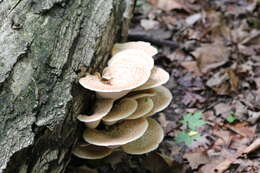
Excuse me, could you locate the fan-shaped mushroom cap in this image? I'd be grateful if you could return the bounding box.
[96,90,130,100]
[79,65,151,99]
[77,99,114,123]
[84,120,101,129]
[145,86,172,117]
[112,41,158,57]
[83,118,149,146]
[122,118,164,154]
[103,99,138,125]
[127,88,157,100]
[108,49,154,70]
[72,144,113,159]
[126,97,153,120]
[135,67,170,91]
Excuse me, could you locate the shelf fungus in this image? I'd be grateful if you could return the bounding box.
[74,41,172,159]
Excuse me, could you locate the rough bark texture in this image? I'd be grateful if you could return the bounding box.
[0,0,131,172]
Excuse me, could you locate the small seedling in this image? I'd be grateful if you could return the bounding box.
[175,111,206,146]
[226,114,237,123]
[180,111,206,131]
[175,131,201,146]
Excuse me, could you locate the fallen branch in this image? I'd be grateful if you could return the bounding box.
[128,30,180,49]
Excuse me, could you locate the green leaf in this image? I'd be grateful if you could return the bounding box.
[175,131,193,146]
[181,111,206,131]
[175,131,201,146]
[226,114,237,123]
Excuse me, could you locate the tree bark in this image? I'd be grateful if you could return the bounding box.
[0,0,133,172]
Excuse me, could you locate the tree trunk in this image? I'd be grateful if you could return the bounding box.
[0,0,133,172]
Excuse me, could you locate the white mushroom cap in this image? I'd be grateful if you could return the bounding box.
[103,99,138,125]
[112,41,158,57]
[126,88,157,100]
[108,49,154,70]
[122,118,164,154]
[72,144,113,159]
[135,67,170,91]
[145,86,172,117]
[126,97,154,120]
[79,65,151,99]
[77,99,114,123]
[83,118,149,146]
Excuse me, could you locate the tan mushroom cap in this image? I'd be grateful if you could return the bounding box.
[126,97,153,120]
[135,67,170,91]
[72,144,113,159]
[83,118,149,146]
[96,89,130,100]
[77,99,114,123]
[145,86,172,117]
[112,41,158,57]
[126,88,157,100]
[79,65,151,99]
[84,120,101,129]
[122,118,164,154]
[108,49,154,70]
[103,99,138,125]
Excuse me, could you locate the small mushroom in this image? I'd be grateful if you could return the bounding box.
[112,41,158,57]
[79,65,151,99]
[126,97,153,120]
[145,86,172,117]
[135,67,170,91]
[122,118,164,154]
[77,99,114,128]
[108,49,154,70]
[83,118,148,146]
[102,99,138,125]
[72,144,113,159]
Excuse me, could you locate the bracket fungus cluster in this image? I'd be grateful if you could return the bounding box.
[73,41,172,159]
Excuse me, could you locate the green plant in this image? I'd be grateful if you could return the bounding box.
[175,111,206,146]
[226,114,237,123]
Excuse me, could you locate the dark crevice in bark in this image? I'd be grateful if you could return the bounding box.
[4,147,31,173]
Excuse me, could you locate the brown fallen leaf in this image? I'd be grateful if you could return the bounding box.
[214,103,232,118]
[227,69,239,92]
[199,129,255,173]
[206,69,240,95]
[193,43,230,73]
[180,61,202,76]
[184,151,210,169]
[226,122,256,138]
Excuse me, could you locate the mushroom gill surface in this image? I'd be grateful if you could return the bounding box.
[103,98,138,125]
[126,97,153,120]
[72,144,113,159]
[122,118,164,154]
[83,118,149,146]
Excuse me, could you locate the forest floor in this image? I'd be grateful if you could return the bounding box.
[69,0,260,173]
[127,0,260,172]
